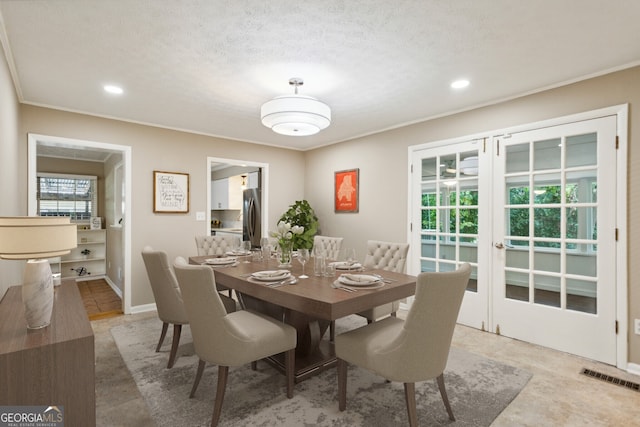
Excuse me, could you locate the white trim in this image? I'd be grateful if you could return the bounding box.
[129,303,157,314]
[28,133,133,315]
[407,104,629,369]
[104,275,123,299]
[615,104,629,370]
[627,363,640,377]
[206,157,269,240]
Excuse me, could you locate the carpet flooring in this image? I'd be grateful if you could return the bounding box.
[112,316,531,426]
[77,279,123,320]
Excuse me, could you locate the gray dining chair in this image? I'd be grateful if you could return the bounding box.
[356,240,410,322]
[173,257,297,427]
[336,263,471,426]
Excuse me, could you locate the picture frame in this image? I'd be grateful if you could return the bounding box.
[334,168,359,213]
[153,171,190,213]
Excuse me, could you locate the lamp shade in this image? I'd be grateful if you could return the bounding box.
[0,217,77,259]
[261,94,331,136]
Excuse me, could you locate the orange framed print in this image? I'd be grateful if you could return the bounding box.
[153,170,190,213]
[335,168,359,213]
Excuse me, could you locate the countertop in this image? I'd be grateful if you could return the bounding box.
[211,227,243,234]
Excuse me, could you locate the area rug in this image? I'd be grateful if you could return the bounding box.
[111,316,531,426]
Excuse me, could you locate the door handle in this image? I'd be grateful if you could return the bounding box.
[495,242,514,249]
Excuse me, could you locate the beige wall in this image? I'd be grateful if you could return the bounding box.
[304,66,640,364]
[2,35,638,364]
[0,38,22,297]
[18,106,306,309]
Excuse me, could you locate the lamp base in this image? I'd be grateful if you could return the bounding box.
[22,259,54,329]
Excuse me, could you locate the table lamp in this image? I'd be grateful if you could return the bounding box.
[0,217,77,329]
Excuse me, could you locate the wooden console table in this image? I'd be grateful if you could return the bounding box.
[0,279,96,426]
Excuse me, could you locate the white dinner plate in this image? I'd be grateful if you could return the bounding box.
[227,250,251,256]
[338,274,382,286]
[330,261,363,271]
[251,270,291,281]
[204,257,237,265]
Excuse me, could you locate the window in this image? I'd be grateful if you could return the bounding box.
[37,173,97,222]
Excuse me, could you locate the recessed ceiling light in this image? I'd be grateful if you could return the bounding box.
[103,85,123,95]
[451,79,470,89]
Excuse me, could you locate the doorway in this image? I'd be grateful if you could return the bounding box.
[27,134,133,314]
[206,157,269,241]
[409,105,628,367]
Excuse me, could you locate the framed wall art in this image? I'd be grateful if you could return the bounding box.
[335,168,359,213]
[153,170,190,213]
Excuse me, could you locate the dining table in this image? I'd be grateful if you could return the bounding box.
[189,253,417,383]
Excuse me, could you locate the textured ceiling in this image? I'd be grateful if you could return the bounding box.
[1,0,639,152]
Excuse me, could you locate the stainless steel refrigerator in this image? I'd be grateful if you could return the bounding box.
[242,188,261,248]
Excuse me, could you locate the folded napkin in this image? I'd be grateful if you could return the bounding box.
[340,274,379,283]
[253,270,288,278]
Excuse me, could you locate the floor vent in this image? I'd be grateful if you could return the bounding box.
[581,368,640,392]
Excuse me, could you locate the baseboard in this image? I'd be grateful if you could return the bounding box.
[104,276,123,299]
[129,303,157,314]
[627,363,640,376]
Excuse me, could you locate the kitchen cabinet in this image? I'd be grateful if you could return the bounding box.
[50,229,106,281]
[211,176,243,210]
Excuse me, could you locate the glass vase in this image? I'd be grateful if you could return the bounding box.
[278,239,293,268]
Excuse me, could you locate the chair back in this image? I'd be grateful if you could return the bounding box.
[172,257,247,365]
[380,263,471,381]
[195,235,241,256]
[313,235,343,260]
[141,247,189,325]
[362,240,410,273]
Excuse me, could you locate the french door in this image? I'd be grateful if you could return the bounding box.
[411,114,619,364]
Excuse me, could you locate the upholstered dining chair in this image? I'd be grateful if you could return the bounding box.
[141,247,189,368]
[195,235,241,296]
[195,235,241,256]
[173,257,297,427]
[313,235,344,260]
[356,240,410,322]
[336,263,471,427]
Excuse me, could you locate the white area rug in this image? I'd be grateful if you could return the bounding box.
[112,316,531,426]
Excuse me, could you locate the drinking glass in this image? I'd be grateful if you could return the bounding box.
[297,248,310,278]
[344,248,357,266]
[242,240,252,262]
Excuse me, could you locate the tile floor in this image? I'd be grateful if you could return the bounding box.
[92,311,640,426]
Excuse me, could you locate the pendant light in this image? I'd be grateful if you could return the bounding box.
[261,78,331,136]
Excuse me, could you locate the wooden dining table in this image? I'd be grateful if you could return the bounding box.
[189,254,417,383]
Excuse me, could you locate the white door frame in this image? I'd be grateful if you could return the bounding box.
[27,133,133,314]
[407,104,628,369]
[206,157,269,238]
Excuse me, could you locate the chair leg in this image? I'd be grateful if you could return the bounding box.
[211,365,229,427]
[251,361,257,370]
[330,320,336,342]
[167,324,182,368]
[436,373,455,421]
[285,348,295,398]
[367,318,373,324]
[190,359,206,398]
[391,311,397,317]
[156,322,168,352]
[404,382,418,427]
[337,358,348,411]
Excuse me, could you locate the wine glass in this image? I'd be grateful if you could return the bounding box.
[344,248,357,267]
[297,248,310,278]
